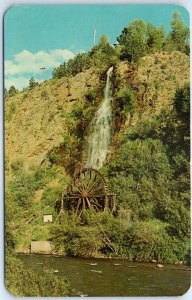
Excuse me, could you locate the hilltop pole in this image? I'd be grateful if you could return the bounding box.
[93,26,96,46]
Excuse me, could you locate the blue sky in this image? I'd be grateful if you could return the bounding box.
[4,4,189,90]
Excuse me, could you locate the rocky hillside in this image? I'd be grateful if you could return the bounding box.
[5,68,100,170]
[116,51,189,119]
[5,51,189,171]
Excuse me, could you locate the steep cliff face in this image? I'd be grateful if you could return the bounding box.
[115,51,189,120]
[5,51,189,172]
[5,68,99,170]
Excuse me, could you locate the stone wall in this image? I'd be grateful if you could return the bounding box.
[31,241,53,254]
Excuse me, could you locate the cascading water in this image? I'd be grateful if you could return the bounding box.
[86,66,113,169]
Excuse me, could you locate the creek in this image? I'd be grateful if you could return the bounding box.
[18,254,190,296]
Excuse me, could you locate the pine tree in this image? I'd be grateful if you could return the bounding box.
[165,12,189,54]
[29,77,38,90]
[8,86,18,97]
[117,20,147,62]
[146,23,165,53]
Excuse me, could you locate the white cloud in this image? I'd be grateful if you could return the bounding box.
[5,75,31,91]
[5,48,75,90]
[5,49,75,76]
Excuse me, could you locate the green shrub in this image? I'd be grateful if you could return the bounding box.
[115,87,136,120]
[41,186,62,206]
[6,171,37,208]
[5,254,74,296]
[124,220,188,263]
[85,88,97,104]
[41,90,48,99]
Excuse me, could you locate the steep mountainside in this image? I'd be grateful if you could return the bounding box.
[5,51,189,172]
[5,68,99,170]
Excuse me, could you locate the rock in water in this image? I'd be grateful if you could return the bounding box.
[156,264,164,268]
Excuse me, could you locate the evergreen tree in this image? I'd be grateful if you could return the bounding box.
[146,23,165,53]
[165,12,189,54]
[52,62,68,79]
[117,20,147,62]
[8,85,18,97]
[4,88,8,98]
[29,77,38,90]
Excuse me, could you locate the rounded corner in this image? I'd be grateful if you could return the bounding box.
[4,281,19,298]
[172,4,190,19]
[3,5,20,23]
[180,282,192,297]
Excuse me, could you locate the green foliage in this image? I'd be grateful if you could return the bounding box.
[6,171,37,208]
[108,139,171,179]
[4,87,8,98]
[41,186,62,206]
[52,12,189,79]
[125,220,189,263]
[5,101,17,121]
[174,85,190,124]
[6,165,61,209]
[66,104,97,139]
[53,34,118,79]
[41,89,48,99]
[51,215,103,257]
[117,20,147,62]
[146,23,165,53]
[8,85,18,97]
[115,87,136,119]
[165,12,190,54]
[117,12,189,63]
[5,254,73,296]
[52,62,68,78]
[29,77,39,90]
[85,88,97,104]
[51,209,190,263]
[52,53,92,78]
[89,34,118,69]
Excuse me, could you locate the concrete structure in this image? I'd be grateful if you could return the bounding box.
[31,241,53,254]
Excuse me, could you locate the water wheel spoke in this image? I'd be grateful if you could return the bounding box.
[75,198,82,214]
[82,197,86,210]
[87,177,103,193]
[86,197,91,208]
[91,198,103,209]
[67,184,73,195]
[89,186,104,196]
[74,178,85,193]
[78,208,83,218]
[86,172,98,190]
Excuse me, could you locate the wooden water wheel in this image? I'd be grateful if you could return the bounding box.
[65,168,116,215]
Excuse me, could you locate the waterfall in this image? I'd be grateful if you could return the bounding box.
[86,66,113,169]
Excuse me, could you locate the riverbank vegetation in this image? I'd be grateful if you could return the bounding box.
[5,11,190,295]
[6,254,74,297]
[49,85,190,264]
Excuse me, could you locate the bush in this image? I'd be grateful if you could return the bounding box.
[5,254,74,296]
[41,186,62,206]
[6,172,37,208]
[124,220,189,263]
[115,87,136,120]
[51,219,103,258]
[85,88,97,104]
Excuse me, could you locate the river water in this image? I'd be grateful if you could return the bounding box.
[18,254,190,296]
